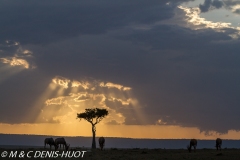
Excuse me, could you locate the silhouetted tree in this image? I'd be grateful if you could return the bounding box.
[77,108,108,149]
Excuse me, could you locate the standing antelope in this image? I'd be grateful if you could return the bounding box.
[98,137,105,150]
[215,138,222,151]
[187,139,197,152]
[44,138,58,150]
[55,138,70,151]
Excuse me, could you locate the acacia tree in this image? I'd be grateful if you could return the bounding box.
[77,108,108,149]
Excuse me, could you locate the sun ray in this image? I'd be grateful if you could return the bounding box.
[129,98,148,125]
[29,76,149,137]
[56,87,65,96]
[0,65,24,84]
[25,81,58,123]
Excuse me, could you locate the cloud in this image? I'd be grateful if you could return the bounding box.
[106,120,122,125]
[22,50,33,56]
[8,26,239,133]
[0,0,190,45]
[52,76,132,92]
[199,0,212,12]
[45,96,65,106]
[100,82,131,91]
[177,6,240,39]
[0,57,30,69]
[179,6,230,28]
[35,76,140,125]
[199,0,223,13]
[104,6,240,133]
[72,80,90,89]
[212,0,223,8]
[0,40,36,69]
[156,119,167,125]
[72,93,90,102]
[230,4,240,14]
[198,0,240,15]
[107,97,131,106]
[1,0,240,135]
[222,1,240,13]
[52,76,71,89]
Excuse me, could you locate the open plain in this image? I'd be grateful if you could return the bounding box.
[0,147,240,160]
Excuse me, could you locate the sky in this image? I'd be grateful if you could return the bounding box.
[0,0,240,139]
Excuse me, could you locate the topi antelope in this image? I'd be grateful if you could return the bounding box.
[55,138,70,151]
[187,139,197,152]
[44,138,58,150]
[98,137,105,150]
[215,138,222,151]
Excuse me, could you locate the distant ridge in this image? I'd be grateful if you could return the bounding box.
[0,134,240,149]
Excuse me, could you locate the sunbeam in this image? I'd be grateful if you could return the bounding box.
[32,76,147,137]
[28,82,58,123]
[0,64,25,84]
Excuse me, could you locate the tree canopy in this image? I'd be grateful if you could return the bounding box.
[76,108,108,149]
[77,108,108,125]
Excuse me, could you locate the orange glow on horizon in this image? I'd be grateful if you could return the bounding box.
[32,76,145,128]
[1,123,240,140]
[14,76,240,140]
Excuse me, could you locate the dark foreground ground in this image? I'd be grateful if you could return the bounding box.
[0,147,240,160]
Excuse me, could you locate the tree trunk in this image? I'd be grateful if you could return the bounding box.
[91,124,96,149]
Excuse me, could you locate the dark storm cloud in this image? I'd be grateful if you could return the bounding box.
[233,9,240,14]
[212,0,223,8]
[221,1,240,15]
[115,25,232,51]
[0,0,182,124]
[28,25,240,133]
[103,12,240,129]
[0,69,52,123]
[224,0,240,6]
[199,0,213,12]
[199,0,240,15]
[1,0,240,134]
[115,25,240,133]
[0,0,187,45]
[199,0,223,12]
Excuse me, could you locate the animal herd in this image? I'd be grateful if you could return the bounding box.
[44,137,222,152]
[44,136,105,151]
[44,137,70,151]
[187,138,222,152]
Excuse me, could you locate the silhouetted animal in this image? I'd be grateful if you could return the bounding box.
[55,138,70,151]
[44,138,58,150]
[215,138,222,151]
[98,137,105,150]
[187,139,197,152]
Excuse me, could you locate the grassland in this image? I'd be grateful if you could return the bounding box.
[1,147,240,160]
